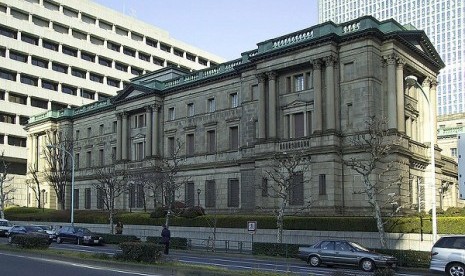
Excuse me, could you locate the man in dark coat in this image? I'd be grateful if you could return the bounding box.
[161,224,171,254]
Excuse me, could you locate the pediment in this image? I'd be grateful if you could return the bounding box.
[132,133,145,140]
[283,100,310,109]
[112,84,154,103]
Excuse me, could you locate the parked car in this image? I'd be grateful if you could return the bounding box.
[7,225,52,244]
[33,225,57,241]
[298,239,398,272]
[56,226,104,245]
[0,219,13,237]
[430,235,465,276]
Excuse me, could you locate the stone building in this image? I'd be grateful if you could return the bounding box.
[25,16,460,215]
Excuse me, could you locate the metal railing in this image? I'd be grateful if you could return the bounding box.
[187,237,252,254]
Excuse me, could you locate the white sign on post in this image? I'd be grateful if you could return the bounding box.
[247,221,257,234]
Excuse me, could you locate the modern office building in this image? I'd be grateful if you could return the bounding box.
[25,16,460,214]
[0,0,224,206]
[319,0,465,117]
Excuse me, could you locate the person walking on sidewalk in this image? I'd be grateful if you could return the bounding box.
[161,224,171,255]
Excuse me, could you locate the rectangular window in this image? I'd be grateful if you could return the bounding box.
[290,172,304,205]
[106,77,119,88]
[81,51,95,62]
[73,189,79,209]
[207,130,216,154]
[21,33,39,45]
[71,68,86,78]
[228,179,240,207]
[131,67,143,76]
[20,74,38,86]
[230,126,239,150]
[294,112,305,138]
[0,47,5,57]
[0,69,16,81]
[62,85,77,95]
[86,151,92,167]
[112,121,117,133]
[186,134,195,156]
[230,93,238,108]
[115,62,127,72]
[30,98,47,109]
[168,137,175,156]
[139,52,150,62]
[319,174,326,195]
[42,80,58,91]
[31,56,48,68]
[9,51,28,62]
[90,73,103,83]
[98,56,112,67]
[107,41,120,52]
[295,74,304,91]
[62,45,77,57]
[84,188,91,209]
[87,127,91,138]
[0,112,15,124]
[185,182,195,207]
[207,98,216,112]
[168,107,175,120]
[96,188,104,209]
[8,136,26,147]
[75,130,80,140]
[205,180,216,208]
[42,40,58,51]
[187,103,194,117]
[135,142,144,161]
[99,124,104,135]
[99,149,104,166]
[146,37,157,48]
[75,153,80,169]
[52,62,67,73]
[123,47,136,57]
[9,93,27,105]
[0,26,17,39]
[261,178,268,197]
[451,148,458,157]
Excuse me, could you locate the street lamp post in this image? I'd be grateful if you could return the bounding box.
[47,144,75,226]
[197,188,201,207]
[405,75,437,243]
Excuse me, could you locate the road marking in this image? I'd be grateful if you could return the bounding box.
[0,252,162,276]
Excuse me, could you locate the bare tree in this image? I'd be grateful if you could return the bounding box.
[93,163,129,234]
[0,151,15,219]
[152,138,188,227]
[26,164,44,208]
[128,172,152,212]
[263,151,312,243]
[342,116,403,248]
[43,132,74,210]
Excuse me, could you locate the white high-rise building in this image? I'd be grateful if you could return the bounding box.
[319,0,464,117]
[0,0,224,206]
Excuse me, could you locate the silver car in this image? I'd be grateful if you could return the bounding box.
[298,239,398,272]
[430,235,465,276]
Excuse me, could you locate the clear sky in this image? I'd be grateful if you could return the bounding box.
[92,0,319,61]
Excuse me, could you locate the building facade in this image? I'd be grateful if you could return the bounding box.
[0,0,224,207]
[319,0,465,117]
[26,16,460,215]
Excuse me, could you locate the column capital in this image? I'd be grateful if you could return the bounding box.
[323,55,338,66]
[255,73,266,83]
[151,103,162,111]
[383,53,398,65]
[145,105,152,112]
[422,77,432,87]
[312,59,323,70]
[430,79,438,88]
[266,71,277,80]
[396,58,406,67]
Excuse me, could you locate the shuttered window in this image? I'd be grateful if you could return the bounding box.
[294,112,305,138]
[205,180,216,208]
[96,188,104,209]
[319,174,326,195]
[185,182,195,207]
[186,134,195,156]
[207,130,216,153]
[73,188,79,209]
[228,179,240,207]
[84,188,91,209]
[230,126,239,150]
[290,172,304,205]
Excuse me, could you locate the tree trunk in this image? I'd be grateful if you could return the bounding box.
[276,199,286,243]
[365,177,387,248]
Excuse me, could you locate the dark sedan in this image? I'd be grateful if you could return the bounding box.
[298,240,398,272]
[56,226,104,245]
[7,225,52,244]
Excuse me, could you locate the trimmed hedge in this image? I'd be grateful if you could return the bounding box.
[10,235,50,249]
[115,242,162,263]
[6,207,465,235]
[146,236,189,249]
[374,249,431,268]
[252,242,300,258]
[97,233,140,244]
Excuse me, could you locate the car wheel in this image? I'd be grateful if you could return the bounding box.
[360,259,375,272]
[57,237,62,244]
[308,255,322,267]
[447,262,465,276]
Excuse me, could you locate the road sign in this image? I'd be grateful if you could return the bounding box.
[247,221,257,234]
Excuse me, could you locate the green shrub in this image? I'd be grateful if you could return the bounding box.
[180,206,205,218]
[10,235,50,249]
[146,236,189,249]
[373,249,430,268]
[115,242,162,263]
[150,207,167,219]
[252,242,300,258]
[97,233,140,244]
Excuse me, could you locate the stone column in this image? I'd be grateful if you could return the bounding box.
[145,106,152,158]
[152,105,160,156]
[421,78,431,144]
[122,112,128,160]
[385,54,397,130]
[324,56,337,131]
[312,59,322,133]
[283,115,289,139]
[267,72,277,139]
[405,116,412,138]
[116,113,122,160]
[27,135,33,168]
[32,134,38,170]
[412,119,417,141]
[257,74,267,139]
[396,59,406,132]
[430,80,438,145]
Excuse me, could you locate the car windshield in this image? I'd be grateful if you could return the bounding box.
[24,226,45,232]
[349,242,370,252]
[36,225,51,231]
[0,221,9,226]
[76,228,91,234]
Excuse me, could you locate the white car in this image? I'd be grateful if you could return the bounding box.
[0,219,13,237]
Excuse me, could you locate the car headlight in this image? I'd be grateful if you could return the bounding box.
[375,256,388,261]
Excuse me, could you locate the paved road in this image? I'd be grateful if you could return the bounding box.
[0,237,429,275]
